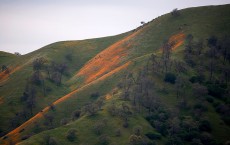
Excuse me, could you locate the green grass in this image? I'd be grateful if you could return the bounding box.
[0,32,130,135]
[1,4,230,145]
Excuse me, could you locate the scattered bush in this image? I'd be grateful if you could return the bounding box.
[199,120,212,132]
[171,8,180,17]
[180,130,199,142]
[129,134,143,145]
[206,96,214,103]
[145,132,161,140]
[190,76,205,83]
[115,128,121,137]
[65,53,73,61]
[107,103,117,116]
[90,92,100,99]
[47,137,58,145]
[98,134,110,145]
[66,128,77,142]
[193,103,208,112]
[133,126,142,136]
[21,135,31,140]
[60,118,69,125]
[123,118,129,128]
[222,116,230,126]
[71,109,81,120]
[164,73,176,84]
[93,121,105,135]
[207,83,226,98]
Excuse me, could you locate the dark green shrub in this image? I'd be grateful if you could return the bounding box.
[48,137,58,145]
[190,76,205,83]
[222,116,230,126]
[98,134,110,145]
[133,126,142,136]
[115,128,121,137]
[145,132,161,140]
[199,120,212,132]
[206,96,214,103]
[66,129,77,142]
[90,92,100,99]
[180,131,199,141]
[206,84,225,98]
[93,122,105,135]
[194,103,208,112]
[164,73,176,84]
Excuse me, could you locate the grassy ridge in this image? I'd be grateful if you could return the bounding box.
[0,32,130,136]
[1,4,230,145]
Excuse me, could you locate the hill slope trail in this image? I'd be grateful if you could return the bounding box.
[74,30,140,84]
[0,29,139,145]
[0,61,131,145]
[0,30,185,145]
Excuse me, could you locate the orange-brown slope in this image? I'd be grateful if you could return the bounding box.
[169,32,186,51]
[75,30,139,84]
[0,61,131,145]
[1,30,138,145]
[0,66,22,83]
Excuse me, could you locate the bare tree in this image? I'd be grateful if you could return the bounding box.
[171,8,180,17]
[162,40,175,73]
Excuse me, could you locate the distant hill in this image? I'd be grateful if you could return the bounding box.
[0,4,230,145]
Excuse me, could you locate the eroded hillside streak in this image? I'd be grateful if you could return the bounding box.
[0,66,22,83]
[75,30,140,84]
[0,61,131,145]
[169,32,186,51]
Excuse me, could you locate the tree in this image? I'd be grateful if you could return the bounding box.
[164,73,176,84]
[182,116,198,133]
[171,8,180,17]
[219,36,230,64]
[1,65,7,72]
[174,60,187,73]
[33,57,46,72]
[90,92,100,99]
[150,54,159,73]
[26,86,37,115]
[14,52,21,56]
[65,52,73,61]
[175,75,189,98]
[129,134,143,145]
[169,117,181,135]
[56,63,67,84]
[207,36,218,81]
[98,134,110,145]
[192,83,208,99]
[66,128,77,142]
[32,57,47,95]
[195,39,204,55]
[48,137,58,145]
[1,65,10,76]
[60,118,69,125]
[133,126,142,136]
[221,66,230,86]
[84,103,98,116]
[162,40,174,73]
[71,109,81,120]
[44,114,54,127]
[93,121,105,135]
[115,128,121,137]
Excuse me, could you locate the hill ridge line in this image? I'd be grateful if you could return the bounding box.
[0,61,131,145]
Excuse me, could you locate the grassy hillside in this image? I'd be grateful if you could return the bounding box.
[1,4,230,145]
[0,32,130,137]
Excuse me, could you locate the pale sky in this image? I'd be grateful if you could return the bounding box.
[0,0,229,54]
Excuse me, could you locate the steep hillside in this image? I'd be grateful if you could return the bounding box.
[0,32,129,138]
[1,4,230,145]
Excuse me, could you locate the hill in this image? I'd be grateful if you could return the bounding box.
[0,4,230,145]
